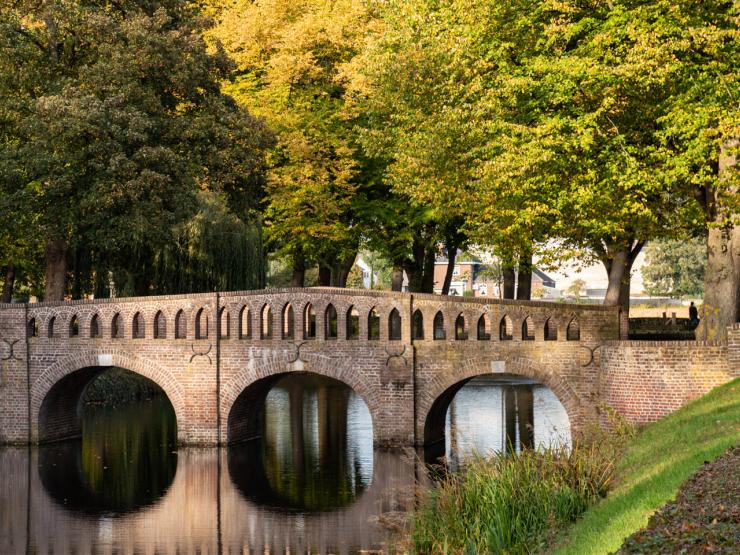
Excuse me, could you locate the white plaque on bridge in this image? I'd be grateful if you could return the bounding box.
[490,361,505,373]
[98,354,113,367]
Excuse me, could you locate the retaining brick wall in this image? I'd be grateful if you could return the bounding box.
[600,336,739,425]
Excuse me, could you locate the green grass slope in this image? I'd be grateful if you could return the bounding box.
[552,378,740,555]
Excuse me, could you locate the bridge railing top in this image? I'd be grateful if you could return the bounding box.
[2,287,620,313]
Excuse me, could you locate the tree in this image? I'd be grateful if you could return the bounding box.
[210,0,376,287]
[0,1,270,300]
[642,239,706,299]
[567,279,586,300]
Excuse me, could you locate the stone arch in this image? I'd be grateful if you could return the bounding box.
[221,355,379,445]
[567,316,581,341]
[412,309,424,340]
[281,303,294,340]
[544,316,558,341]
[31,351,187,445]
[154,310,167,339]
[388,308,402,340]
[89,313,101,338]
[477,313,491,340]
[454,313,467,340]
[418,357,579,448]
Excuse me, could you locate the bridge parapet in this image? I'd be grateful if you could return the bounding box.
[2,288,624,447]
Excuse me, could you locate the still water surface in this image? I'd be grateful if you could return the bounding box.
[0,373,569,553]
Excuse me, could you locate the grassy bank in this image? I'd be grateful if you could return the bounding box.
[552,378,740,555]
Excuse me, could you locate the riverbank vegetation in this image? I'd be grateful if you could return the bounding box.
[551,378,740,554]
[412,429,630,553]
[411,379,739,554]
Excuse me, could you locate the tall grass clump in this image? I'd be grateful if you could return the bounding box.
[412,438,623,554]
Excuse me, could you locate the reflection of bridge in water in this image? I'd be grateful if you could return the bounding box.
[1,447,418,554]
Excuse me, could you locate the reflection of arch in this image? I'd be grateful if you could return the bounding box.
[31,352,186,444]
[222,358,378,445]
[419,358,576,448]
[38,393,177,516]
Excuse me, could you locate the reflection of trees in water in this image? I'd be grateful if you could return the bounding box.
[39,396,177,516]
[229,374,373,512]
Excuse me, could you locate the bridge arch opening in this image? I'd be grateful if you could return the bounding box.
[423,373,572,465]
[412,309,424,340]
[90,314,101,338]
[226,371,374,446]
[37,365,179,445]
[227,372,374,511]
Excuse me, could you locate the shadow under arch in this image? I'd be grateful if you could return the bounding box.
[37,368,178,516]
[31,352,187,444]
[227,372,374,512]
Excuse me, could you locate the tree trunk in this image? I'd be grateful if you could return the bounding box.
[502,266,515,299]
[2,265,15,303]
[336,252,357,288]
[516,249,533,300]
[697,142,738,341]
[391,265,404,291]
[441,246,458,295]
[317,265,331,286]
[290,255,305,287]
[601,241,644,314]
[421,248,436,293]
[44,237,68,301]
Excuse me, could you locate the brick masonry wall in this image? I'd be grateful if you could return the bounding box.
[600,334,739,425]
[0,289,641,447]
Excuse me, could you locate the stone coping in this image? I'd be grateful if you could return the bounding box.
[1,287,620,312]
[602,339,726,348]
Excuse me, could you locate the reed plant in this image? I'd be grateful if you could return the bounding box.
[412,437,622,554]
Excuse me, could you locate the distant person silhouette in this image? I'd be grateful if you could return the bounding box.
[689,302,699,328]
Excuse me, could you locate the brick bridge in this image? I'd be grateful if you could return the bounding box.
[1,288,737,447]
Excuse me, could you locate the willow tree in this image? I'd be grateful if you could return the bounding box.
[210,0,378,287]
[1,1,270,300]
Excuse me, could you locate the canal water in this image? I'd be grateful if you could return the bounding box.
[0,372,570,553]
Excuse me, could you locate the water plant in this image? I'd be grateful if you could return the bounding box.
[412,439,622,554]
